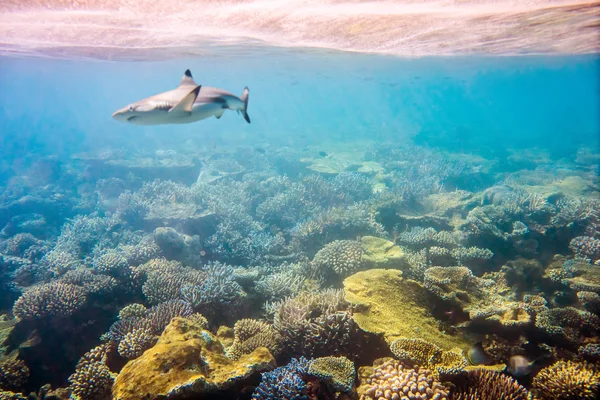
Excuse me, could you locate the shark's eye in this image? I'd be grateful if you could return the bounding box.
[128,106,134,111]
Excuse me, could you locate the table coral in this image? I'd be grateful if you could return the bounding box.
[112,317,275,400]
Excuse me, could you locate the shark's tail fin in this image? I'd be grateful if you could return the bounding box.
[240,87,250,123]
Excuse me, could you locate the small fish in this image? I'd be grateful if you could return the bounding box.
[319,151,328,157]
[507,355,536,377]
[254,147,266,154]
[467,341,492,365]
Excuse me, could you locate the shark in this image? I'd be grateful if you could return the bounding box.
[112,69,250,125]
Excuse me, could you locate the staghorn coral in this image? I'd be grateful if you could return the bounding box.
[307,356,356,393]
[140,258,198,305]
[448,368,529,400]
[226,319,282,360]
[117,327,157,359]
[252,356,310,400]
[532,360,599,400]
[0,359,29,392]
[358,358,449,400]
[68,360,114,400]
[92,250,128,276]
[12,281,87,320]
[312,239,365,277]
[118,303,147,320]
[59,268,117,295]
[255,268,306,302]
[107,300,193,358]
[272,289,352,356]
[186,313,209,330]
[569,236,600,262]
[397,227,458,249]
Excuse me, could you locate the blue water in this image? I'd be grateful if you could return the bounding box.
[1,50,598,171]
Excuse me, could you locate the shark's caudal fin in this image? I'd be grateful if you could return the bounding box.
[169,85,201,114]
[240,87,250,123]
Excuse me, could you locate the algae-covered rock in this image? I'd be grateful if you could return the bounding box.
[343,269,469,352]
[112,317,275,400]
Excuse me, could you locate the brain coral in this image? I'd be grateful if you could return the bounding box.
[307,356,356,393]
[12,281,87,320]
[359,358,449,400]
[448,368,529,400]
[531,360,599,400]
[312,240,364,277]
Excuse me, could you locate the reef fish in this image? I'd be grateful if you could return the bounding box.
[467,341,492,365]
[507,355,537,377]
[112,69,250,125]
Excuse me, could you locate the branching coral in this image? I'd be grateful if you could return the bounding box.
[312,239,365,277]
[569,236,600,262]
[226,319,282,360]
[272,289,355,356]
[12,281,87,320]
[252,356,311,400]
[535,307,600,344]
[0,359,29,392]
[532,360,600,400]
[448,368,529,400]
[68,346,114,400]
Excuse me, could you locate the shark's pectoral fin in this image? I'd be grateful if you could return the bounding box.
[169,85,201,114]
[215,108,225,119]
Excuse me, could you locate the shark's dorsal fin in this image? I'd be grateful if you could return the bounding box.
[169,85,201,114]
[179,69,197,87]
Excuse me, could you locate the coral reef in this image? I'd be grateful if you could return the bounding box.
[252,356,311,400]
[531,360,600,400]
[307,356,356,393]
[357,358,449,400]
[112,317,276,400]
[343,269,469,350]
[447,368,530,400]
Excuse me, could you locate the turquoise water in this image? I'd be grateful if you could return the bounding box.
[1,12,600,399]
[1,51,598,170]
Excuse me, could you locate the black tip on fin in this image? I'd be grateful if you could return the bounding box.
[243,112,251,124]
[185,69,192,78]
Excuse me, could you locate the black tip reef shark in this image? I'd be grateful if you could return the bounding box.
[112,70,250,125]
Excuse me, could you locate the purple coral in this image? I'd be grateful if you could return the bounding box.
[12,281,87,320]
[569,236,600,262]
[252,357,311,400]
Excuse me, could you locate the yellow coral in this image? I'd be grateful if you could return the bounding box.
[532,360,599,400]
[226,319,281,360]
[112,317,275,400]
[343,269,470,351]
[307,356,356,393]
[390,337,442,367]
